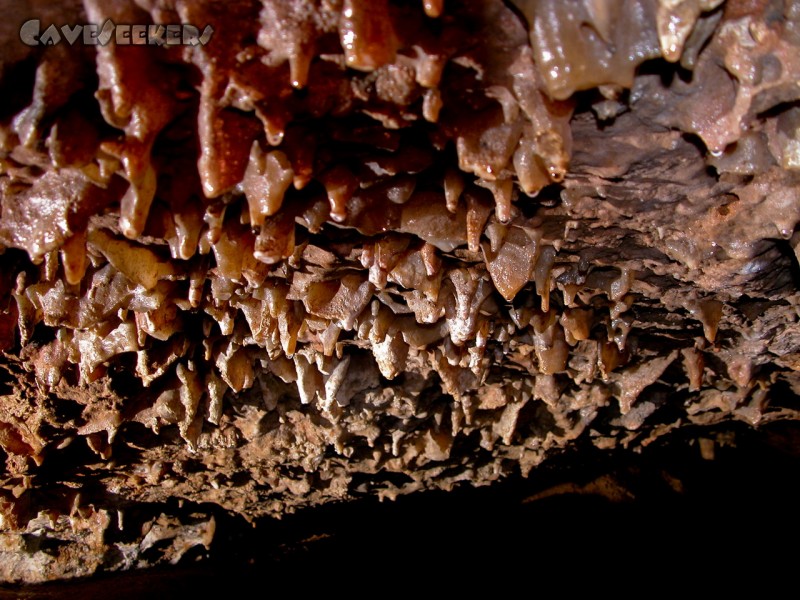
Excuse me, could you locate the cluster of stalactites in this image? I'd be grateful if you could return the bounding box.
[514,0,800,157]
[0,0,799,460]
[511,0,725,99]
[5,1,797,274]
[8,181,644,444]
[0,0,575,268]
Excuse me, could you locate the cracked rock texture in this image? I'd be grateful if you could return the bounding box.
[1,0,799,583]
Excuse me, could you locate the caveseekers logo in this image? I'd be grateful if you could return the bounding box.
[20,18,214,46]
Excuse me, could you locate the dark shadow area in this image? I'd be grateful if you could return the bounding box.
[3,420,798,597]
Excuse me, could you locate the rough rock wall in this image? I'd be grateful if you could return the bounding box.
[0,0,799,583]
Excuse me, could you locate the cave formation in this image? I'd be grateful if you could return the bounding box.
[1,0,799,584]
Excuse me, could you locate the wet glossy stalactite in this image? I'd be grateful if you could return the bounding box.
[0,0,799,583]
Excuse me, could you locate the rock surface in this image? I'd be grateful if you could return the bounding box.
[0,0,799,583]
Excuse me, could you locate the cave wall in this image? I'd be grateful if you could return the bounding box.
[0,0,799,582]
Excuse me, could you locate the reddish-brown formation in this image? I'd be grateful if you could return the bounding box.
[1,0,800,583]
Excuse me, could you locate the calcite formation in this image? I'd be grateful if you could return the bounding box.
[1,0,799,583]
